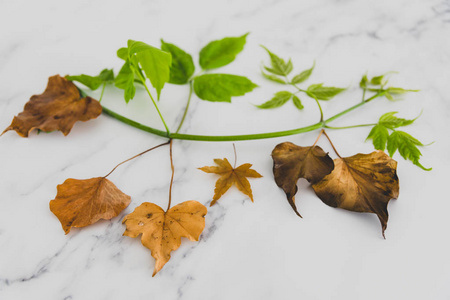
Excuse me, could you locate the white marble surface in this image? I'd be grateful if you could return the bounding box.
[1,0,450,299]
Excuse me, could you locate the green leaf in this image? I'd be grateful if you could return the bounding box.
[115,61,136,103]
[127,40,172,100]
[292,95,304,110]
[370,75,385,85]
[360,74,368,89]
[387,131,430,170]
[117,47,129,60]
[67,74,103,90]
[66,69,114,91]
[379,112,415,129]
[306,83,345,100]
[366,124,389,151]
[386,87,419,94]
[199,33,248,70]
[257,91,292,109]
[161,39,195,85]
[193,74,257,102]
[261,71,286,84]
[261,46,293,76]
[291,62,315,84]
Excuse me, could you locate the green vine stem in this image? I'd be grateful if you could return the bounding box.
[100,91,384,142]
[175,80,194,134]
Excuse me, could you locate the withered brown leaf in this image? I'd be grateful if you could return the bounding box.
[122,201,207,276]
[312,150,399,237]
[199,158,262,206]
[50,177,131,234]
[2,75,102,137]
[271,142,334,217]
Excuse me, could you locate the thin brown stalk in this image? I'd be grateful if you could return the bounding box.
[103,141,170,178]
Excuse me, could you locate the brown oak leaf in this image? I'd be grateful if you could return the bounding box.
[122,201,207,276]
[312,150,399,237]
[50,177,131,234]
[271,142,334,217]
[2,75,102,137]
[199,158,262,206]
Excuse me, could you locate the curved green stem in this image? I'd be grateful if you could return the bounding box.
[175,80,193,134]
[99,89,384,142]
[135,72,171,135]
[102,105,322,141]
[290,83,324,122]
[99,83,106,103]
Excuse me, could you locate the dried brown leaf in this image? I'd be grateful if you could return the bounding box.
[122,201,207,276]
[271,142,334,216]
[50,177,131,234]
[312,150,399,237]
[2,75,102,137]
[199,158,262,206]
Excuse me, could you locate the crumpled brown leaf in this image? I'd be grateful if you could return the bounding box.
[2,75,102,137]
[50,177,131,234]
[199,158,262,206]
[122,201,207,276]
[271,142,334,216]
[312,150,399,237]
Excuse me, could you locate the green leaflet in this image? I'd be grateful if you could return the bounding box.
[387,131,431,170]
[117,48,128,60]
[292,95,304,110]
[199,33,248,70]
[261,46,293,76]
[257,91,292,109]
[161,39,195,85]
[370,75,385,85]
[291,62,315,84]
[66,69,114,90]
[193,74,257,102]
[366,124,389,151]
[261,71,286,84]
[379,111,415,129]
[359,74,368,89]
[306,83,345,100]
[115,61,136,103]
[127,40,172,100]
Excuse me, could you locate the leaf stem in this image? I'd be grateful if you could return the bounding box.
[167,139,174,211]
[135,72,171,136]
[324,92,384,124]
[103,141,171,178]
[290,83,324,122]
[99,82,106,103]
[175,80,194,134]
[233,143,237,168]
[325,123,377,130]
[322,130,342,159]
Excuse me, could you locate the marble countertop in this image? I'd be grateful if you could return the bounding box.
[1,0,450,299]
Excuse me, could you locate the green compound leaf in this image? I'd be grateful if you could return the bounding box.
[199,33,248,70]
[261,46,293,76]
[366,124,389,151]
[115,61,136,103]
[257,91,292,109]
[161,39,195,85]
[306,83,345,100]
[261,71,286,84]
[291,62,315,84]
[193,74,257,102]
[292,95,304,110]
[67,69,114,90]
[127,40,172,100]
[387,131,431,171]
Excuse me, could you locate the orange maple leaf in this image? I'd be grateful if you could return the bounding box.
[199,158,262,206]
